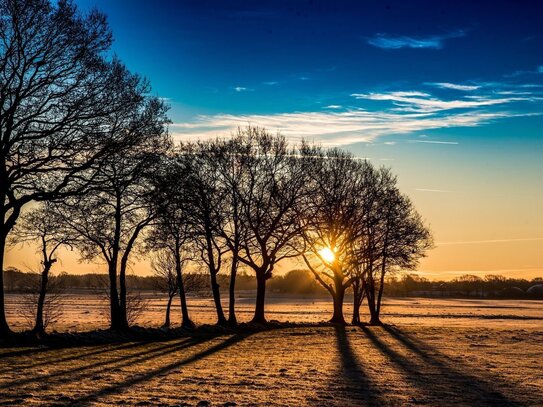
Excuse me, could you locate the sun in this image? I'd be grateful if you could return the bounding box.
[319,247,335,263]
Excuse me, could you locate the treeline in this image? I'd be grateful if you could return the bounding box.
[3,268,324,295]
[386,273,543,299]
[6,268,542,300]
[0,0,432,339]
[3,268,256,293]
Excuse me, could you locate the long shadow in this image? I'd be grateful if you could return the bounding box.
[0,341,148,374]
[361,325,523,406]
[331,325,383,406]
[69,332,252,405]
[0,337,207,391]
[0,346,56,360]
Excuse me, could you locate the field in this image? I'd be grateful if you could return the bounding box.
[1,296,542,406]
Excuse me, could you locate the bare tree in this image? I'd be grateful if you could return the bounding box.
[234,128,308,324]
[19,271,64,332]
[180,143,230,325]
[151,250,207,328]
[151,250,180,328]
[148,160,197,328]
[212,132,252,325]
[9,202,71,336]
[361,172,433,324]
[55,98,170,331]
[0,0,155,337]
[297,146,371,324]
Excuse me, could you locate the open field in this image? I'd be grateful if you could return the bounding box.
[4,294,543,331]
[1,297,542,406]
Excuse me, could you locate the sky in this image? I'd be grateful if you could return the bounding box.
[7,0,543,280]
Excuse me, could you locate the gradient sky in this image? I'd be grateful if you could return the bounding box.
[7,0,543,280]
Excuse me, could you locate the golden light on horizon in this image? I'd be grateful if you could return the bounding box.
[319,247,336,263]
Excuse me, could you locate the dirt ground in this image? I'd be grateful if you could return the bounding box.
[1,297,542,406]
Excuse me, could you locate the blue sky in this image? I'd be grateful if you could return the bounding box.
[68,0,543,279]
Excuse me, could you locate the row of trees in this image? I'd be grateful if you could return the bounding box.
[387,273,543,298]
[0,0,432,339]
[7,129,432,335]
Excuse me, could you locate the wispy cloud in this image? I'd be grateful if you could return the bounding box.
[172,81,542,146]
[351,90,539,113]
[408,140,459,145]
[504,65,543,77]
[416,267,543,278]
[234,86,253,92]
[367,30,465,50]
[415,188,453,193]
[426,82,480,91]
[263,81,278,86]
[437,237,543,246]
[171,109,523,146]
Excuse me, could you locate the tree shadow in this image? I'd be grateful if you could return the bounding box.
[328,325,384,406]
[0,341,148,374]
[359,325,524,406]
[0,337,205,392]
[69,332,252,405]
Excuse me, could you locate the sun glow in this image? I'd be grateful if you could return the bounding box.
[319,247,336,263]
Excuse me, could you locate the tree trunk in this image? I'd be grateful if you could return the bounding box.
[351,286,361,325]
[33,263,52,336]
[252,273,267,324]
[176,264,194,329]
[118,258,129,330]
[0,231,11,337]
[108,262,123,331]
[365,281,381,325]
[352,280,367,325]
[376,271,386,317]
[209,270,226,325]
[228,255,238,325]
[330,282,346,324]
[163,294,173,328]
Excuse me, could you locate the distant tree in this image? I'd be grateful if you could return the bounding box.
[269,269,323,295]
[484,274,507,296]
[19,271,64,332]
[151,250,179,328]
[151,250,207,328]
[455,274,483,297]
[9,203,71,336]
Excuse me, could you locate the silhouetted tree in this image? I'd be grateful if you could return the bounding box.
[151,250,207,328]
[235,129,308,323]
[297,147,371,324]
[181,142,229,325]
[55,96,169,331]
[455,274,483,297]
[0,0,157,337]
[213,132,252,325]
[148,157,196,328]
[9,203,71,336]
[151,250,179,328]
[361,175,433,324]
[19,271,64,332]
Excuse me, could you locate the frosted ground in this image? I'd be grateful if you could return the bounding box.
[1,296,542,406]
